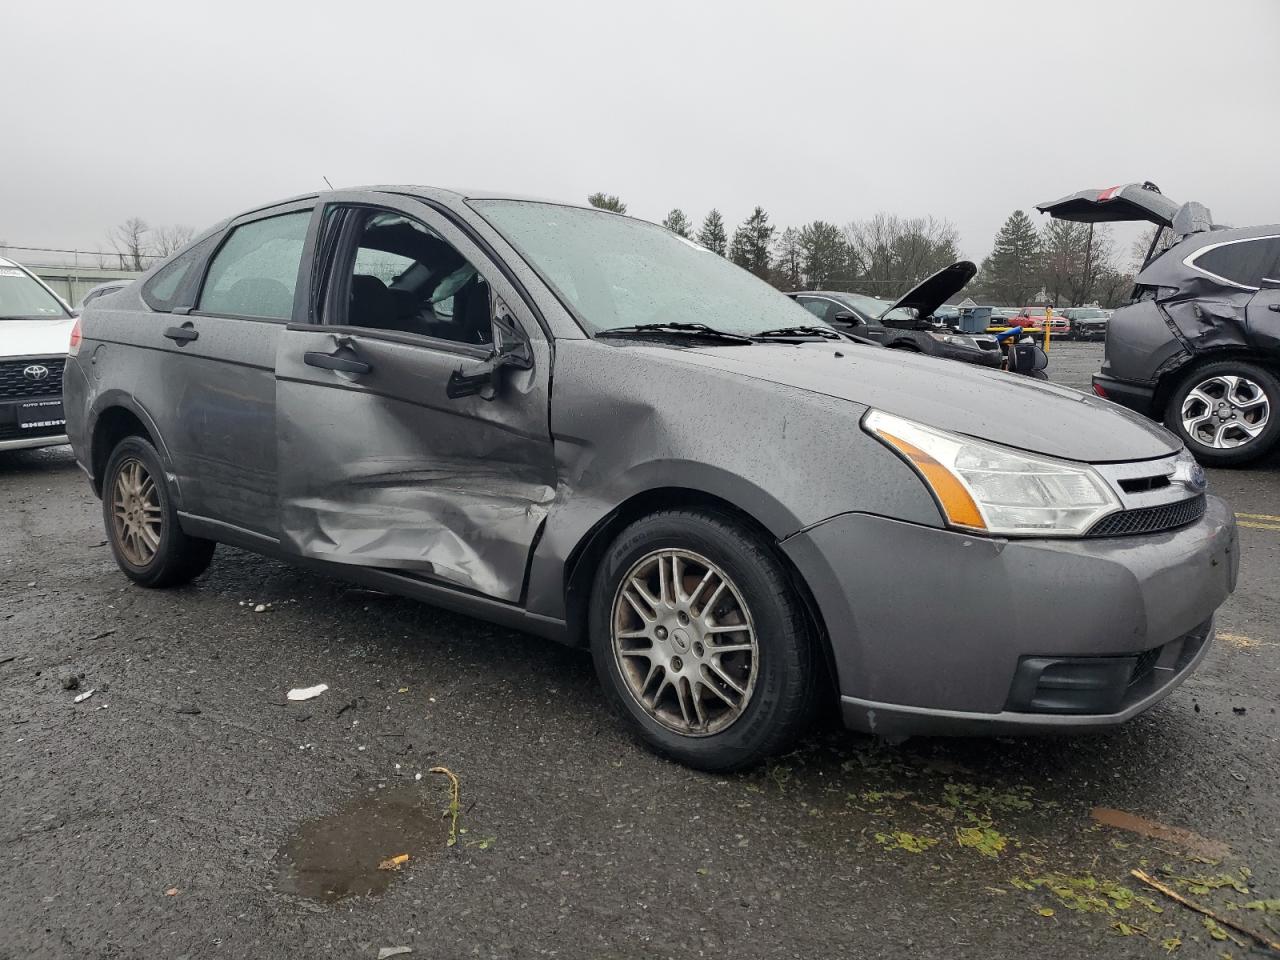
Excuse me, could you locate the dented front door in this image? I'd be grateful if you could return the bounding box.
[274,201,556,603]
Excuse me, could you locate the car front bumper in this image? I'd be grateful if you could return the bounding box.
[781,496,1237,737]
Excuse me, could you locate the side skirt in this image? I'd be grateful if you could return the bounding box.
[177,512,570,644]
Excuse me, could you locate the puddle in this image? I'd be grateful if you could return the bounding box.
[1090,806,1230,861]
[278,785,448,902]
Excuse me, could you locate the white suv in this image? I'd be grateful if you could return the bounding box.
[0,257,76,451]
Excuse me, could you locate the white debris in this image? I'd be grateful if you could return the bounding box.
[286,684,328,702]
[377,948,412,959]
[73,688,96,703]
[254,604,267,613]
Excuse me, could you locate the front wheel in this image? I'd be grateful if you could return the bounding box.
[103,436,216,587]
[1164,361,1280,466]
[589,509,817,772]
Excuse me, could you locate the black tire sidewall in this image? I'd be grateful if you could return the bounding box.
[1166,361,1280,466]
[102,437,196,586]
[588,510,813,771]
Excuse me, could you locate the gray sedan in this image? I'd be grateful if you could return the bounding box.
[63,187,1237,770]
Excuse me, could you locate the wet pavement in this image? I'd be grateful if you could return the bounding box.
[2,342,1279,958]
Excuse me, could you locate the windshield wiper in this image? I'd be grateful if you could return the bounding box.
[752,325,846,341]
[596,322,754,344]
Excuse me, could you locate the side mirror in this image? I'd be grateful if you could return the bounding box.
[833,310,863,325]
[446,309,533,400]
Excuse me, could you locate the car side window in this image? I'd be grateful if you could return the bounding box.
[197,211,311,320]
[1193,237,1280,289]
[341,211,493,346]
[798,298,834,322]
[141,234,219,313]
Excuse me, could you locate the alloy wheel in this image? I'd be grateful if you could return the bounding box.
[1181,374,1271,449]
[111,457,162,566]
[611,548,759,737]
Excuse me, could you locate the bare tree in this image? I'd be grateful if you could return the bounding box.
[1130,224,1174,272]
[152,225,195,258]
[109,218,151,271]
[843,214,960,296]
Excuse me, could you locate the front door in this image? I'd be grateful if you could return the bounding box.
[274,198,556,603]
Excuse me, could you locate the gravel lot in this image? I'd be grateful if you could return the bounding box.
[3,342,1278,959]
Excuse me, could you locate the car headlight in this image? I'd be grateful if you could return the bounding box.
[863,410,1122,536]
[927,332,977,348]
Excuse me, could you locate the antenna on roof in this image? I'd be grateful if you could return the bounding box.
[322,176,334,190]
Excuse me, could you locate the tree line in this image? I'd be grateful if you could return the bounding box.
[587,193,1138,308]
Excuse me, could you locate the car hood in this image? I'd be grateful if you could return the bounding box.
[880,261,976,321]
[669,341,1177,463]
[1,317,76,358]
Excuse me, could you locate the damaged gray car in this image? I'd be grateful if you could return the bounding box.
[1039,181,1280,465]
[64,188,1238,771]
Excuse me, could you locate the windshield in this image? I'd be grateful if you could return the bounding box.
[1072,308,1106,319]
[0,266,70,320]
[471,201,825,336]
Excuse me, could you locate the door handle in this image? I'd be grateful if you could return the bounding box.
[163,324,199,343]
[1269,303,1280,312]
[304,351,371,374]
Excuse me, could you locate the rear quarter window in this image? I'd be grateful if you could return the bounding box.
[197,211,312,320]
[1191,236,1280,289]
[141,234,220,312]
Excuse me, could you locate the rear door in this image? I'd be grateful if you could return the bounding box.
[274,196,556,603]
[145,203,316,536]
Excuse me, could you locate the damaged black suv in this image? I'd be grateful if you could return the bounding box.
[1039,182,1280,465]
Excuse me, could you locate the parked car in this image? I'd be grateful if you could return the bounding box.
[1061,307,1109,341]
[78,279,135,309]
[0,256,75,452]
[1040,181,1280,465]
[788,263,1002,369]
[1010,306,1070,336]
[65,188,1237,770]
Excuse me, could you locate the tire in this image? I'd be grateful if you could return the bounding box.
[102,435,216,587]
[1163,360,1280,467]
[589,508,817,772]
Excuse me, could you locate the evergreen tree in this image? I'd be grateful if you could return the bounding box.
[662,209,692,237]
[799,220,851,288]
[773,227,804,289]
[696,209,728,255]
[986,210,1042,306]
[587,192,627,214]
[729,206,775,280]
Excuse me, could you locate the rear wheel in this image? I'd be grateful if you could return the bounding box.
[1164,361,1280,466]
[103,436,215,587]
[589,509,817,772]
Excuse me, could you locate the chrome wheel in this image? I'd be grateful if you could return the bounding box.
[111,457,162,566]
[1181,375,1270,449]
[611,549,759,737]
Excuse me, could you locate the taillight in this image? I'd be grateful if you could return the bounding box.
[68,317,82,356]
[1092,383,1107,398]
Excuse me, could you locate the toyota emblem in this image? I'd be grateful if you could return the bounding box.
[23,364,51,381]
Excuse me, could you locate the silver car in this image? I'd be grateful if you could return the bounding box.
[63,188,1238,770]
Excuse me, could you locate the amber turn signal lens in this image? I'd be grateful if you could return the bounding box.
[878,430,986,530]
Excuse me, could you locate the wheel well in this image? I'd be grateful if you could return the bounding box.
[1154,350,1280,418]
[886,340,919,351]
[91,407,155,494]
[561,487,839,702]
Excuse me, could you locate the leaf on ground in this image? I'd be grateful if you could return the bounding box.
[1163,871,1250,895]
[1243,899,1280,914]
[875,831,938,854]
[1160,936,1182,953]
[1037,908,1055,917]
[956,825,1008,858]
[1203,917,1230,941]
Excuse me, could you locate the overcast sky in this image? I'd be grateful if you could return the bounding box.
[3,0,1277,267]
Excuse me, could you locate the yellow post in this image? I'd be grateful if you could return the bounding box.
[1043,304,1053,352]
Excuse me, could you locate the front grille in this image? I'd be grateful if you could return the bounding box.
[0,358,65,400]
[1086,495,1206,538]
